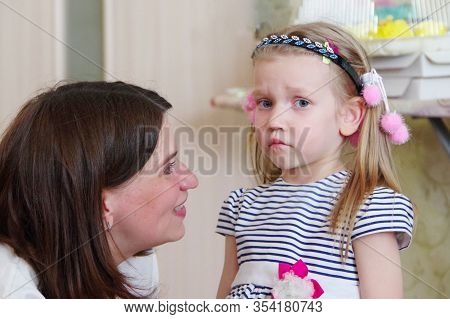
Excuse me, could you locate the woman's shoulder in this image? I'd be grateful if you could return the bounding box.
[0,243,44,299]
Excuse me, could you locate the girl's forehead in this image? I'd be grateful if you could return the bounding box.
[253,54,334,95]
[254,51,324,66]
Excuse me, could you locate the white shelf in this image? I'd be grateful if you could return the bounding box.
[363,35,450,57]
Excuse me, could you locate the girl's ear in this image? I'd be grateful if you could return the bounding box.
[338,96,366,137]
[102,191,114,231]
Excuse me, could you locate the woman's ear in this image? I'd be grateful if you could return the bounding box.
[338,96,366,137]
[102,191,114,231]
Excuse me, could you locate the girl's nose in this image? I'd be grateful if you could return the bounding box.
[267,104,290,131]
[178,162,199,191]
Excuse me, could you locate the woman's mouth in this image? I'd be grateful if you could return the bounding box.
[174,205,186,218]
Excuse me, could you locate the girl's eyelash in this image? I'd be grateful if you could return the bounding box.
[294,98,310,108]
[257,99,272,108]
[255,97,310,109]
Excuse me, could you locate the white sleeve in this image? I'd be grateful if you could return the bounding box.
[0,244,45,299]
[216,188,246,237]
[118,251,159,298]
[352,188,414,250]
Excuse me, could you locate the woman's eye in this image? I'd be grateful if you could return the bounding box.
[257,99,272,109]
[163,161,176,175]
[294,98,310,108]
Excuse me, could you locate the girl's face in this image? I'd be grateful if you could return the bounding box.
[253,54,346,178]
[103,121,198,262]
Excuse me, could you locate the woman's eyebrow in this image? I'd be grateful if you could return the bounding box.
[160,151,178,167]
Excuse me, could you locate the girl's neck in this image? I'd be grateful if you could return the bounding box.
[281,159,345,184]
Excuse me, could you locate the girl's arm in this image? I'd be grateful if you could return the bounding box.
[216,235,238,298]
[353,232,403,298]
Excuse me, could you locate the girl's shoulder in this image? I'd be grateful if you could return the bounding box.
[0,243,44,299]
[363,186,414,212]
[217,183,278,236]
[219,182,275,220]
[352,187,414,249]
[222,182,276,204]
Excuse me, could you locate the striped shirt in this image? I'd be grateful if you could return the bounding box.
[216,170,414,299]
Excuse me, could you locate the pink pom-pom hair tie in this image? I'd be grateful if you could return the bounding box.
[361,69,383,107]
[380,112,404,134]
[355,68,410,146]
[362,84,382,107]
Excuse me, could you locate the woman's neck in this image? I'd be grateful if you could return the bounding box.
[281,158,345,184]
[106,232,132,266]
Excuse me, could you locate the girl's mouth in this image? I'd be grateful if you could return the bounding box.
[270,138,287,147]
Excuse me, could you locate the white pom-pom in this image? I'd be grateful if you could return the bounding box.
[271,272,314,299]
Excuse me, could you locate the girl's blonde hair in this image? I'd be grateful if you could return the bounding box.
[251,21,401,259]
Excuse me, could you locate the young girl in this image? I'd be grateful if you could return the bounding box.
[216,22,414,299]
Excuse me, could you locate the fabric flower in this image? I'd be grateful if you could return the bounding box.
[271,259,324,299]
[242,92,256,124]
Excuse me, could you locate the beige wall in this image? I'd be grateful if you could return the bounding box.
[0,0,57,134]
[397,118,450,298]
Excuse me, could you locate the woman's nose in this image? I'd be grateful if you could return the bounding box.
[178,162,198,191]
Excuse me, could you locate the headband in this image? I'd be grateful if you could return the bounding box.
[253,34,363,93]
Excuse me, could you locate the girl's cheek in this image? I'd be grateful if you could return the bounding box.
[255,129,265,145]
[253,113,265,129]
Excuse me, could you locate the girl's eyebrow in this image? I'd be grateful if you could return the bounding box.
[285,85,311,96]
[252,89,264,97]
[253,86,315,98]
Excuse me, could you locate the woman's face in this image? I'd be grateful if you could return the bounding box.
[103,121,198,261]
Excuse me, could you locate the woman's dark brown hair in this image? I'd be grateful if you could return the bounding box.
[0,81,172,298]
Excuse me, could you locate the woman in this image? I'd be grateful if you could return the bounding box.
[0,81,198,298]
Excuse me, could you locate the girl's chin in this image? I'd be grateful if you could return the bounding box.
[269,158,303,171]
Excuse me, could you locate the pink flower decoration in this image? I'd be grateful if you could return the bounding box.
[326,38,339,54]
[243,92,256,124]
[271,259,324,299]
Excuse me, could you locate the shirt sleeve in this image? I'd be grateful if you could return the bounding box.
[0,244,45,299]
[352,187,414,250]
[118,251,158,298]
[216,188,246,237]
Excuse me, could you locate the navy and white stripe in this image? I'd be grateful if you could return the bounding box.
[228,284,272,299]
[216,170,414,299]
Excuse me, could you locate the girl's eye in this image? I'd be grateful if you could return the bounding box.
[257,99,272,109]
[163,161,177,175]
[294,98,310,108]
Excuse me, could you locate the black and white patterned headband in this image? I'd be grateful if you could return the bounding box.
[252,34,363,93]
